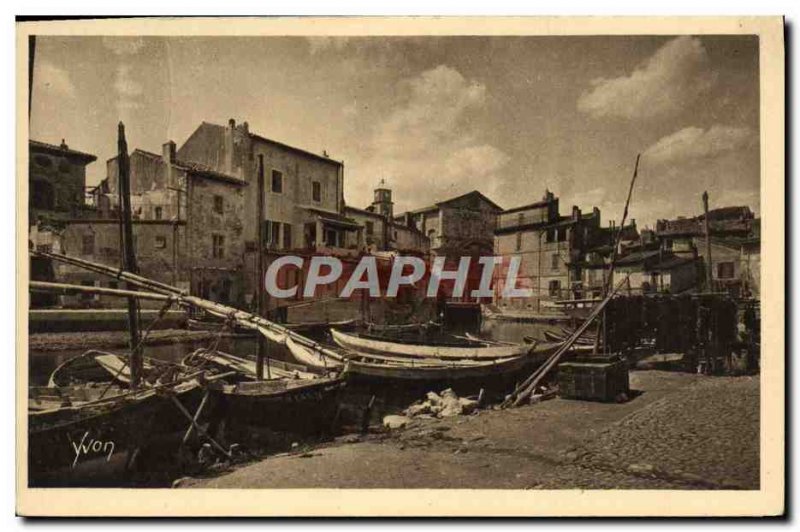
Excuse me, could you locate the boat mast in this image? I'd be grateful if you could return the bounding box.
[256,154,269,379]
[702,191,714,291]
[117,122,143,388]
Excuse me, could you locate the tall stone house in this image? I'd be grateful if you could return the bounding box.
[492,190,608,312]
[38,140,247,308]
[28,139,98,307]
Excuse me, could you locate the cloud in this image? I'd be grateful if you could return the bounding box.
[643,125,755,165]
[102,37,145,56]
[577,36,713,119]
[356,65,509,211]
[113,65,144,98]
[111,64,144,115]
[35,62,75,97]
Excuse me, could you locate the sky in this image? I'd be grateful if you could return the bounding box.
[29,35,760,228]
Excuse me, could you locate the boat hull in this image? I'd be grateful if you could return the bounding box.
[28,382,203,487]
[211,377,346,442]
[331,328,530,360]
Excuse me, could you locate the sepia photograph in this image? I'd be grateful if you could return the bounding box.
[16,16,784,517]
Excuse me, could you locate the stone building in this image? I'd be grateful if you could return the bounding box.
[29,139,97,226]
[656,205,759,297]
[609,250,698,295]
[28,139,98,307]
[493,190,607,312]
[396,190,501,259]
[177,119,365,312]
[37,140,247,308]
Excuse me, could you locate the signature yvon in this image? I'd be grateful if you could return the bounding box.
[69,432,115,468]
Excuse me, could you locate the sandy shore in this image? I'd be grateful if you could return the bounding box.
[178,370,759,490]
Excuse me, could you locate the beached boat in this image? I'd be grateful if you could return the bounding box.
[339,340,575,402]
[182,347,345,435]
[331,328,531,360]
[182,348,319,381]
[48,350,165,387]
[29,354,206,486]
[208,375,346,437]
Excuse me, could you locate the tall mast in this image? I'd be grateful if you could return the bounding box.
[702,191,714,292]
[256,154,266,380]
[117,122,142,388]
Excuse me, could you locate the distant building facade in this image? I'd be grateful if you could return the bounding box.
[397,190,501,260]
[656,205,760,297]
[493,190,608,312]
[344,185,429,254]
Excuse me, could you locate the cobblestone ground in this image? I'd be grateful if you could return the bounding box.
[537,376,760,489]
[182,372,760,490]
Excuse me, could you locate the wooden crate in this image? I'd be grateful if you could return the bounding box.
[557,355,629,402]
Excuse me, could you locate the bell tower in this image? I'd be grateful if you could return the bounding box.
[371,179,394,220]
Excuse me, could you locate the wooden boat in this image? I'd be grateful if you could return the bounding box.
[331,328,531,360]
[364,320,440,333]
[208,375,346,437]
[29,354,205,486]
[48,350,163,387]
[182,347,345,437]
[340,340,575,403]
[182,348,319,381]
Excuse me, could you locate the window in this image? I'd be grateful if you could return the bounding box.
[109,281,119,289]
[365,221,374,236]
[212,234,225,258]
[551,253,560,270]
[271,170,283,193]
[515,231,522,251]
[271,222,281,247]
[154,206,163,220]
[31,180,54,210]
[548,280,561,297]
[82,234,95,255]
[546,229,555,243]
[325,229,338,247]
[283,223,292,250]
[312,181,321,202]
[213,195,224,214]
[717,261,735,279]
[155,236,167,249]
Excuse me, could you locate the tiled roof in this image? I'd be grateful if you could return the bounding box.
[132,148,246,186]
[30,139,97,163]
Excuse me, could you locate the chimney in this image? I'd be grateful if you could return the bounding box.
[162,140,176,187]
[60,139,68,150]
[224,118,236,175]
